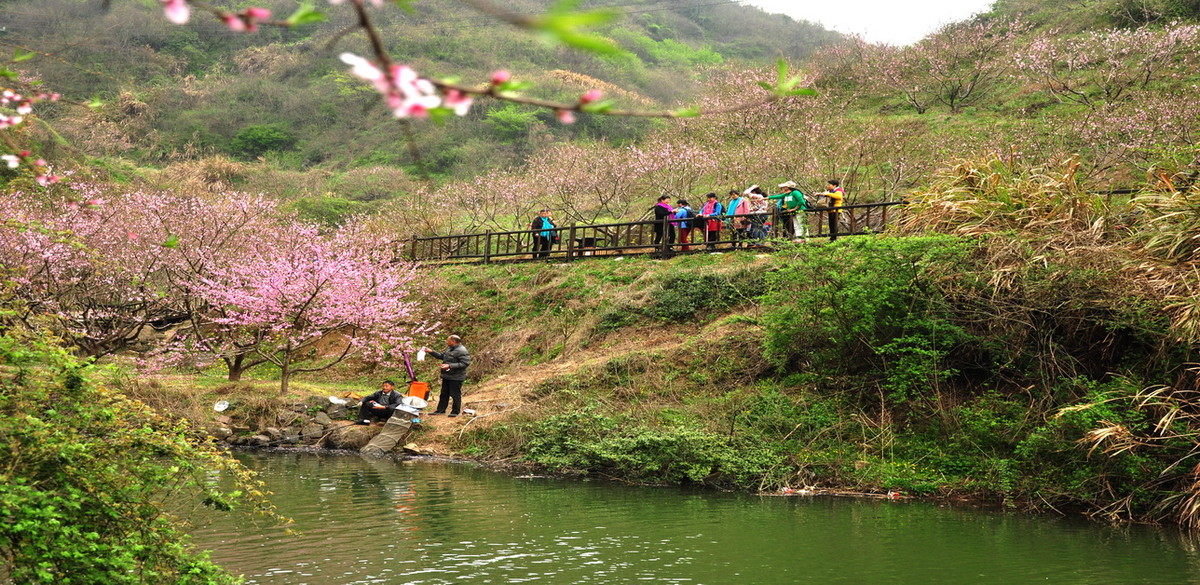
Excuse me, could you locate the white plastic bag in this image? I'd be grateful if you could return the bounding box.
[416,349,426,362]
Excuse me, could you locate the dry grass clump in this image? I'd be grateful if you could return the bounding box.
[544,70,654,106]
[233,45,304,76]
[900,153,1114,247]
[154,156,250,193]
[1074,367,1200,528]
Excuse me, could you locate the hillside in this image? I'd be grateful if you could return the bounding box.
[2,0,841,183]
[986,0,1200,29]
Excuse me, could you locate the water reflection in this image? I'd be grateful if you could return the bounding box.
[191,452,1200,585]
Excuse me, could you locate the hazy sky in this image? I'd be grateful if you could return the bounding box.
[742,0,997,45]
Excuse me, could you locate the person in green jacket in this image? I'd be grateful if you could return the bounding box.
[771,181,808,240]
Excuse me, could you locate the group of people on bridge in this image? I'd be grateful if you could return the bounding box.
[529,179,846,258]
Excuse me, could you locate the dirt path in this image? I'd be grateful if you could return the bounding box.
[412,332,693,455]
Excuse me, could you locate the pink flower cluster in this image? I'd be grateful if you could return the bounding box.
[160,0,272,32]
[222,7,272,32]
[0,88,59,129]
[0,150,59,186]
[0,188,430,383]
[339,53,473,118]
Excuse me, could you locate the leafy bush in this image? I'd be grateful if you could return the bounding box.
[0,329,283,584]
[762,236,974,403]
[522,407,782,488]
[644,270,765,322]
[229,124,297,159]
[290,195,369,226]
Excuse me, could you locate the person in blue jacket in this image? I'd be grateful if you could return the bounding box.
[530,209,557,259]
[726,189,750,248]
[673,199,696,252]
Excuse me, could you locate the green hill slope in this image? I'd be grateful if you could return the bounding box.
[2,0,842,182]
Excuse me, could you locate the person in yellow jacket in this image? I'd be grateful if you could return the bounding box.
[822,179,845,241]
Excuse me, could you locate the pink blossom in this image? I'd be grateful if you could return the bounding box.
[556,109,576,124]
[580,90,603,104]
[491,70,512,85]
[223,7,272,32]
[222,14,246,32]
[1,154,18,169]
[444,89,473,116]
[161,0,189,24]
[338,53,442,118]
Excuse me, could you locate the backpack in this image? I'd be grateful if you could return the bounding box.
[805,193,829,209]
[684,207,698,226]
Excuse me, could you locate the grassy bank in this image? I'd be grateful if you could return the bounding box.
[420,173,1200,525]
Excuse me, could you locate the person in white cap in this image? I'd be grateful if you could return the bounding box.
[771,181,808,240]
[745,186,769,243]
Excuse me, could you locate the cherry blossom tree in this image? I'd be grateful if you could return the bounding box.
[1015,23,1200,109]
[917,20,1026,114]
[188,220,430,394]
[0,186,178,357]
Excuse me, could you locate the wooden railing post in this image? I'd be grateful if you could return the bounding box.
[408,236,417,261]
[483,231,492,264]
[566,224,577,261]
[660,216,670,257]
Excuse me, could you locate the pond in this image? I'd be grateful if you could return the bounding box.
[192,452,1200,585]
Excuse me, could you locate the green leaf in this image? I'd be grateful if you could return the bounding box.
[12,49,36,63]
[545,30,624,57]
[672,107,700,118]
[580,99,615,114]
[496,80,533,93]
[0,67,16,79]
[161,235,180,249]
[86,96,104,109]
[426,106,455,125]
[531,1,627,57]
[285,3,326,26]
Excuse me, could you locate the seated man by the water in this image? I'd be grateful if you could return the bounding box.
[357,380,404,425]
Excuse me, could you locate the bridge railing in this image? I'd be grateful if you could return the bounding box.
[404,201,907,264]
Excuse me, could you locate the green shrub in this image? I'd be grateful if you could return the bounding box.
[229,124,297,159]
[290,195,369,226]
[0,329,282,584]
[521,406,783,489]
[762,235,975,403]
[645,271,765,322]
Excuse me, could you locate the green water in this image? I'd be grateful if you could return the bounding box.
[193,452,1200,585]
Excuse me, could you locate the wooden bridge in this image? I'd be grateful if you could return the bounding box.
[405,201,907,264]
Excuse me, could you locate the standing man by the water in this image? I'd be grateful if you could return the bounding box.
[422,335,472,417]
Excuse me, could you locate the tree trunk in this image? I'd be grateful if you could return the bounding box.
[279,361,291,396]
[279,345,292,396]
[226,355,244,382]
